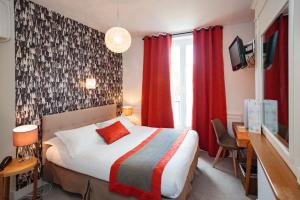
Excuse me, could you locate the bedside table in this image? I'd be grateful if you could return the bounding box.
[0,157,38,200]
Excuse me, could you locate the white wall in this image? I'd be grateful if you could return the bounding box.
[123,22,255,129]
[223,22,255,115]
[223,22,256,134]
[0,0,15,161]
[293,0,300,184]
[253,0,300,186]
[122,36,144,124]
[257,160,276,200]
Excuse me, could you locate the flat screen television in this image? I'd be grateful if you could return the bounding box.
[263,31,279,69]
[229,36,247,71]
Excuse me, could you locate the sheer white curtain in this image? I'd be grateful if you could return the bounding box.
[171,35,193,128]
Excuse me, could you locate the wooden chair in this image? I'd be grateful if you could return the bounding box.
[211,119,238,176]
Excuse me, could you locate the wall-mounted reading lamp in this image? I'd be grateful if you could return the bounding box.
[86,78,96,89]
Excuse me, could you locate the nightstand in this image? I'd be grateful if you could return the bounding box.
[0,157,38,200]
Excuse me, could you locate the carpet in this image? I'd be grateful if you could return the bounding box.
[21,151,255,200]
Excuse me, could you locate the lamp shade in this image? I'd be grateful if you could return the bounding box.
[13,125,38,147]
[86,78,96,89]
[122,106,133,116]
[105,27,131,53]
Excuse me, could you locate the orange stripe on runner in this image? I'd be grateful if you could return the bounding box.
[109,128,189,200]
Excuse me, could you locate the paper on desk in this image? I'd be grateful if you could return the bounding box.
[236,126,248,132]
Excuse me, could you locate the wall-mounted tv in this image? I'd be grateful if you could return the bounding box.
[229,36,247,71]
[263,31,279,69]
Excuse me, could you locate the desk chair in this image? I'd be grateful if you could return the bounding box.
[211,119,238,176]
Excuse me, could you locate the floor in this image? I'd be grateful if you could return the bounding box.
[22,151,255,200]
[188,152,255,200]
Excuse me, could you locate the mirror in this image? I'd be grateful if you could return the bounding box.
[263,4,289,147]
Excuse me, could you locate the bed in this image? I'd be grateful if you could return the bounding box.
[42,104,199,200]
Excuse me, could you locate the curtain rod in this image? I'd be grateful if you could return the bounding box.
[172,31,193,36]
[142,31,192,40]
[142,26,223,40]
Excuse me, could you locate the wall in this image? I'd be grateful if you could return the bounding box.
[122,36,144,124]
[123,22,255,133]
[253,0,300,187]
[257,160,276,200]
[223,22,256,134]
[0,0,15,161]
[15,0,123,190]
[294,0,300,184]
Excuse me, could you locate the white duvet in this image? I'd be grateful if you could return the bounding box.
[46,125,199,198]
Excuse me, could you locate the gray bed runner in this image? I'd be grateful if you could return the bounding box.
[110,128,189,200]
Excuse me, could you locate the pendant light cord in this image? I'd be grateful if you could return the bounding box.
[116,0,120,26]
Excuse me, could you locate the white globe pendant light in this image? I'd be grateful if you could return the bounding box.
[105,27,131,53]
[105,0,131,53]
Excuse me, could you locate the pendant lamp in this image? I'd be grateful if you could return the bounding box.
[105,0,131,53]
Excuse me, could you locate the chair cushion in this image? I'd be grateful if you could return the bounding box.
[219,136,238,149]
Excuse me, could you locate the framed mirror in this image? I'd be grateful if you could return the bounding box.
[262,4,289,148]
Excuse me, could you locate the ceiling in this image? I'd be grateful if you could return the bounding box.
[31,0,254,37]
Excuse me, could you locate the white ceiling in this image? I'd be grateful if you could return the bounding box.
[31,0,254,37]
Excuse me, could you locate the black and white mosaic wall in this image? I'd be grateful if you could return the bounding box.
[15,0,123,189]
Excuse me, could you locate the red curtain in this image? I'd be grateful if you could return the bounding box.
[264,15,288,126]
[141,34,174,128]
[192,26,227,156]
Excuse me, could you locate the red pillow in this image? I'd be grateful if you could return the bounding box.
[96,121,129,144]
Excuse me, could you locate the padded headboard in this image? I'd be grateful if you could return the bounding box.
[42,104,116,163]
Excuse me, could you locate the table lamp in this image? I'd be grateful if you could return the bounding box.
[122,106,133,116]
[13,125,38,162]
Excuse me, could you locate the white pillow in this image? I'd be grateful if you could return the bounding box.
[44,137,66,153]
[45,137,69,162]
[96,115,135,129]
[54,124,103,157]
[44,137,62,146]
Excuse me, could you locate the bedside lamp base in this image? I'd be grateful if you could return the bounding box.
[16,145,36,163]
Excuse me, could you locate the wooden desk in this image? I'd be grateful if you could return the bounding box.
[232,122,255,195]
[233,122,300,199]
[233,122,250,148]
[0,157,38,200]
[250,134,300,199]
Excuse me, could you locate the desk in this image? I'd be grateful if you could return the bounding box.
[250,134,300,199]
[233,122,250,148]
[232,122,255,196]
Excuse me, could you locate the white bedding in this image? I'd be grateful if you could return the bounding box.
[46,125,199,198]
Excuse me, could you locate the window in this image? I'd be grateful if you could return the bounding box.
[171,35,193,128]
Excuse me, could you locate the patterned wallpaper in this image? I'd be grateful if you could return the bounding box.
[15,0,123,189]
